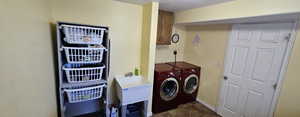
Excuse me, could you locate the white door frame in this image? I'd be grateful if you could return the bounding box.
[216,20,300,117]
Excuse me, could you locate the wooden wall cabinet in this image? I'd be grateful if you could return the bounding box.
[156,10,174,45]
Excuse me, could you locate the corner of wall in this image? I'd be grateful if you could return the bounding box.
[140,2,159,115]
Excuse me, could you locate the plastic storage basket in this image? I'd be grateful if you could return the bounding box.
[65,85,105,103]
[61,24,106,44]
[63,46,106,64]
[63,64,105,83]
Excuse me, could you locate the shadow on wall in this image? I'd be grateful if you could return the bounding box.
[49,22,60,117]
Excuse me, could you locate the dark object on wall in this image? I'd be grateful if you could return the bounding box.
[157,10,174,45]
[173,50,177,65]
[171,33,180,43]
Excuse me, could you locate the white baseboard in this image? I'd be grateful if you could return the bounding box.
[196,99,216,112]
[147,111,153,117]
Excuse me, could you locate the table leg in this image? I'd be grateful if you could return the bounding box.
[143,101,148,117]
[121,105,127,117]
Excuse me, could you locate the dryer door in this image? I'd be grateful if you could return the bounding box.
[184,74,199,94]
[160,77,179,101]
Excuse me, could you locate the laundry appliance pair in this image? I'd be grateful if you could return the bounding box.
[152,62,201,113]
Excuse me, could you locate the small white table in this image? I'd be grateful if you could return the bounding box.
[115,76,151,117]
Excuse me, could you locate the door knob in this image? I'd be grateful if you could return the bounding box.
[224,76,228,80]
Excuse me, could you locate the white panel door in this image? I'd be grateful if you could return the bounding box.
[218,23,294,117]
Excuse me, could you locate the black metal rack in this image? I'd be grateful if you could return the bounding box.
[55,22,110,117]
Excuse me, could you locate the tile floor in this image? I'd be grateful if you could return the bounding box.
[152,102,221,117]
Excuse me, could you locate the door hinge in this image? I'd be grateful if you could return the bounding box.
[273,83,278,90]
[285,33,292,41]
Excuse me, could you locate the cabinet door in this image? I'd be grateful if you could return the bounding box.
[157,10,174,45]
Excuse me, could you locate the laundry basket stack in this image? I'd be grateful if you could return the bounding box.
[56,22,109,117]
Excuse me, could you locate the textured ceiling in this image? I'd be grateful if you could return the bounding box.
[116,0,234,11]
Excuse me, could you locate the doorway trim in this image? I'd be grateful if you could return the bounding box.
[216,19,300,117]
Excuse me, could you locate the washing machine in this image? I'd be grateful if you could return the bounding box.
[152,63,181,113]
[167,61,201,104]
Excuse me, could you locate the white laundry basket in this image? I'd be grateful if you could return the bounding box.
[63,46,106,64]
[63,64,105,83]
[61,24,106,44]
[65,85,105,103]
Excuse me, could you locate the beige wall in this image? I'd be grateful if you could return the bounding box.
[0,0,56,117]
[140,2,159,114]
[2,0,299,117]
[1,0,146,116]
[183,24,231,107]
[275,22,300,117]
[182,23,300,117]
[51,0,143,79]
[51,0,143,102]
[155,26,186,63]
[175,0,300,116]
[175,0,300,24]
